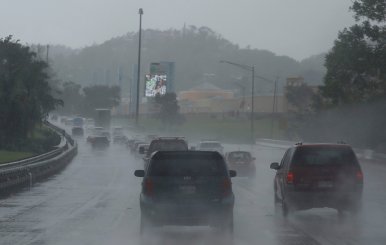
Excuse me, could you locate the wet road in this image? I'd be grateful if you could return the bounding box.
[1,134,386,244]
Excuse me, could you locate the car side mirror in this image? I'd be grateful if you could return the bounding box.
[134,170,145,177]
[229,170,237,178]
[190,146,196,151]
[270,162,280,170]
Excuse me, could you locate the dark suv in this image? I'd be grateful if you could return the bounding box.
[270,143,363,216]
[134,151,236,235]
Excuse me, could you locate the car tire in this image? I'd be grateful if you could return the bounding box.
[140,212,155,236]
[214,213,234,245]
[282,199,290,218]
[215,212,234,233]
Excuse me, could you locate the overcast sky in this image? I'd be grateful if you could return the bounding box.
[1,0,356,60]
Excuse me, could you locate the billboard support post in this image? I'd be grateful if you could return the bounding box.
[135,8,143,126]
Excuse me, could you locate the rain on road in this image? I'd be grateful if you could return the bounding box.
[1,131,386,245]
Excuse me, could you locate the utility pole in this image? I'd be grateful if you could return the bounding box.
[270,77,278,138]
[135,8,144,126]
[251,66,255,144]
[46,45,49,63]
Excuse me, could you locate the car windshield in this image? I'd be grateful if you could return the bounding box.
[293,147,358,166]
[149,154,226,177]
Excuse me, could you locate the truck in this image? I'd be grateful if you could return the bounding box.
[95,109,111,129]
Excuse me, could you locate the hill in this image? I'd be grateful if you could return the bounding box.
[47,26,326,94]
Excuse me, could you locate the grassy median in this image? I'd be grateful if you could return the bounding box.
[0,151,35,164]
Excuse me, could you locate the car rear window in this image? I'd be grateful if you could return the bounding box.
[292,146,358,166]
[148,154,227,177]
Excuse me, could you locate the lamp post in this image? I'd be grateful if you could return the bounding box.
[135,8,144,126]
[220,60,255,143]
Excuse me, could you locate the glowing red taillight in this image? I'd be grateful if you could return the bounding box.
[144,179,154,195]
[222,178,232,196]
[287,172,294,184]
[356,170,363,181]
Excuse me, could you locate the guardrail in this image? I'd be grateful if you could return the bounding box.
[0,121,77,194]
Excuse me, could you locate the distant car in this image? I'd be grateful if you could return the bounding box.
[134,151,236,235]
[225,151,256,178]
[113,135,128,144]
[100,131,111,140]
[87,127,105,143]
[197,141,224,154]
[270,143,363,217]
[131,140,147,153]
[143,137,189,163]
[71,126,84,137]
[91,136,110,149]
[135,143,149,159]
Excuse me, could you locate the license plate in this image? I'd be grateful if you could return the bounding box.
[179,185,196,194]
[318,181,333,188]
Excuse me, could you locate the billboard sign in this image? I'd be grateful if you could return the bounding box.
[145,74,167,97]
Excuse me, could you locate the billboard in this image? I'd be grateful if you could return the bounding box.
[145,74,167,97]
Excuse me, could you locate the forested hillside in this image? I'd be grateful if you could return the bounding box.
[46,26,326,94]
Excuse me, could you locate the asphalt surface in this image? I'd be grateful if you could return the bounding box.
[1,130,386,245]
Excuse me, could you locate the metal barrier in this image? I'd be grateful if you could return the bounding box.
[0,121,78,194]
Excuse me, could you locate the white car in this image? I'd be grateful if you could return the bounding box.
[197,141,224,154]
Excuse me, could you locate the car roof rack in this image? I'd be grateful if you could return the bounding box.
[295,142,303,146]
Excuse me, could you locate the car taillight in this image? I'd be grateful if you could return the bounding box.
[144,179,153,195]
[286,171,294,184]
[222,178,232,197]
[356,170,363,182]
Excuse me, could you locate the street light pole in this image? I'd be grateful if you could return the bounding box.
[251,66,255,144]
[135,8,144,126]
[220,60,255,143]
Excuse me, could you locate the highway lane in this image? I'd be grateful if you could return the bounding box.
[0,137,386,244]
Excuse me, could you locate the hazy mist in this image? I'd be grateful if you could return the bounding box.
[1,0,355,60]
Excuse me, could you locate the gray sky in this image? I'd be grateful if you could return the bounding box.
[1,0,355,60]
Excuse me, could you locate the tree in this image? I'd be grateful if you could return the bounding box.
[154,92,184,128]
[320,0,386,106]
[58,81,84,115]
[0,36,62,149]
[82,85,120,116]
[285,83,315,114]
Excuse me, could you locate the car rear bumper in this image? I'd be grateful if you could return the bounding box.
[140,194,234,226]
[285,190,362,210]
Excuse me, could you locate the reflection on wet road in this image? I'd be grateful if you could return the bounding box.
[1,134,386,245]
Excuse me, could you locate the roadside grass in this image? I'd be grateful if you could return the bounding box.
[0,124,61,163]
[116,114,285,143]
[0,150,35,164]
